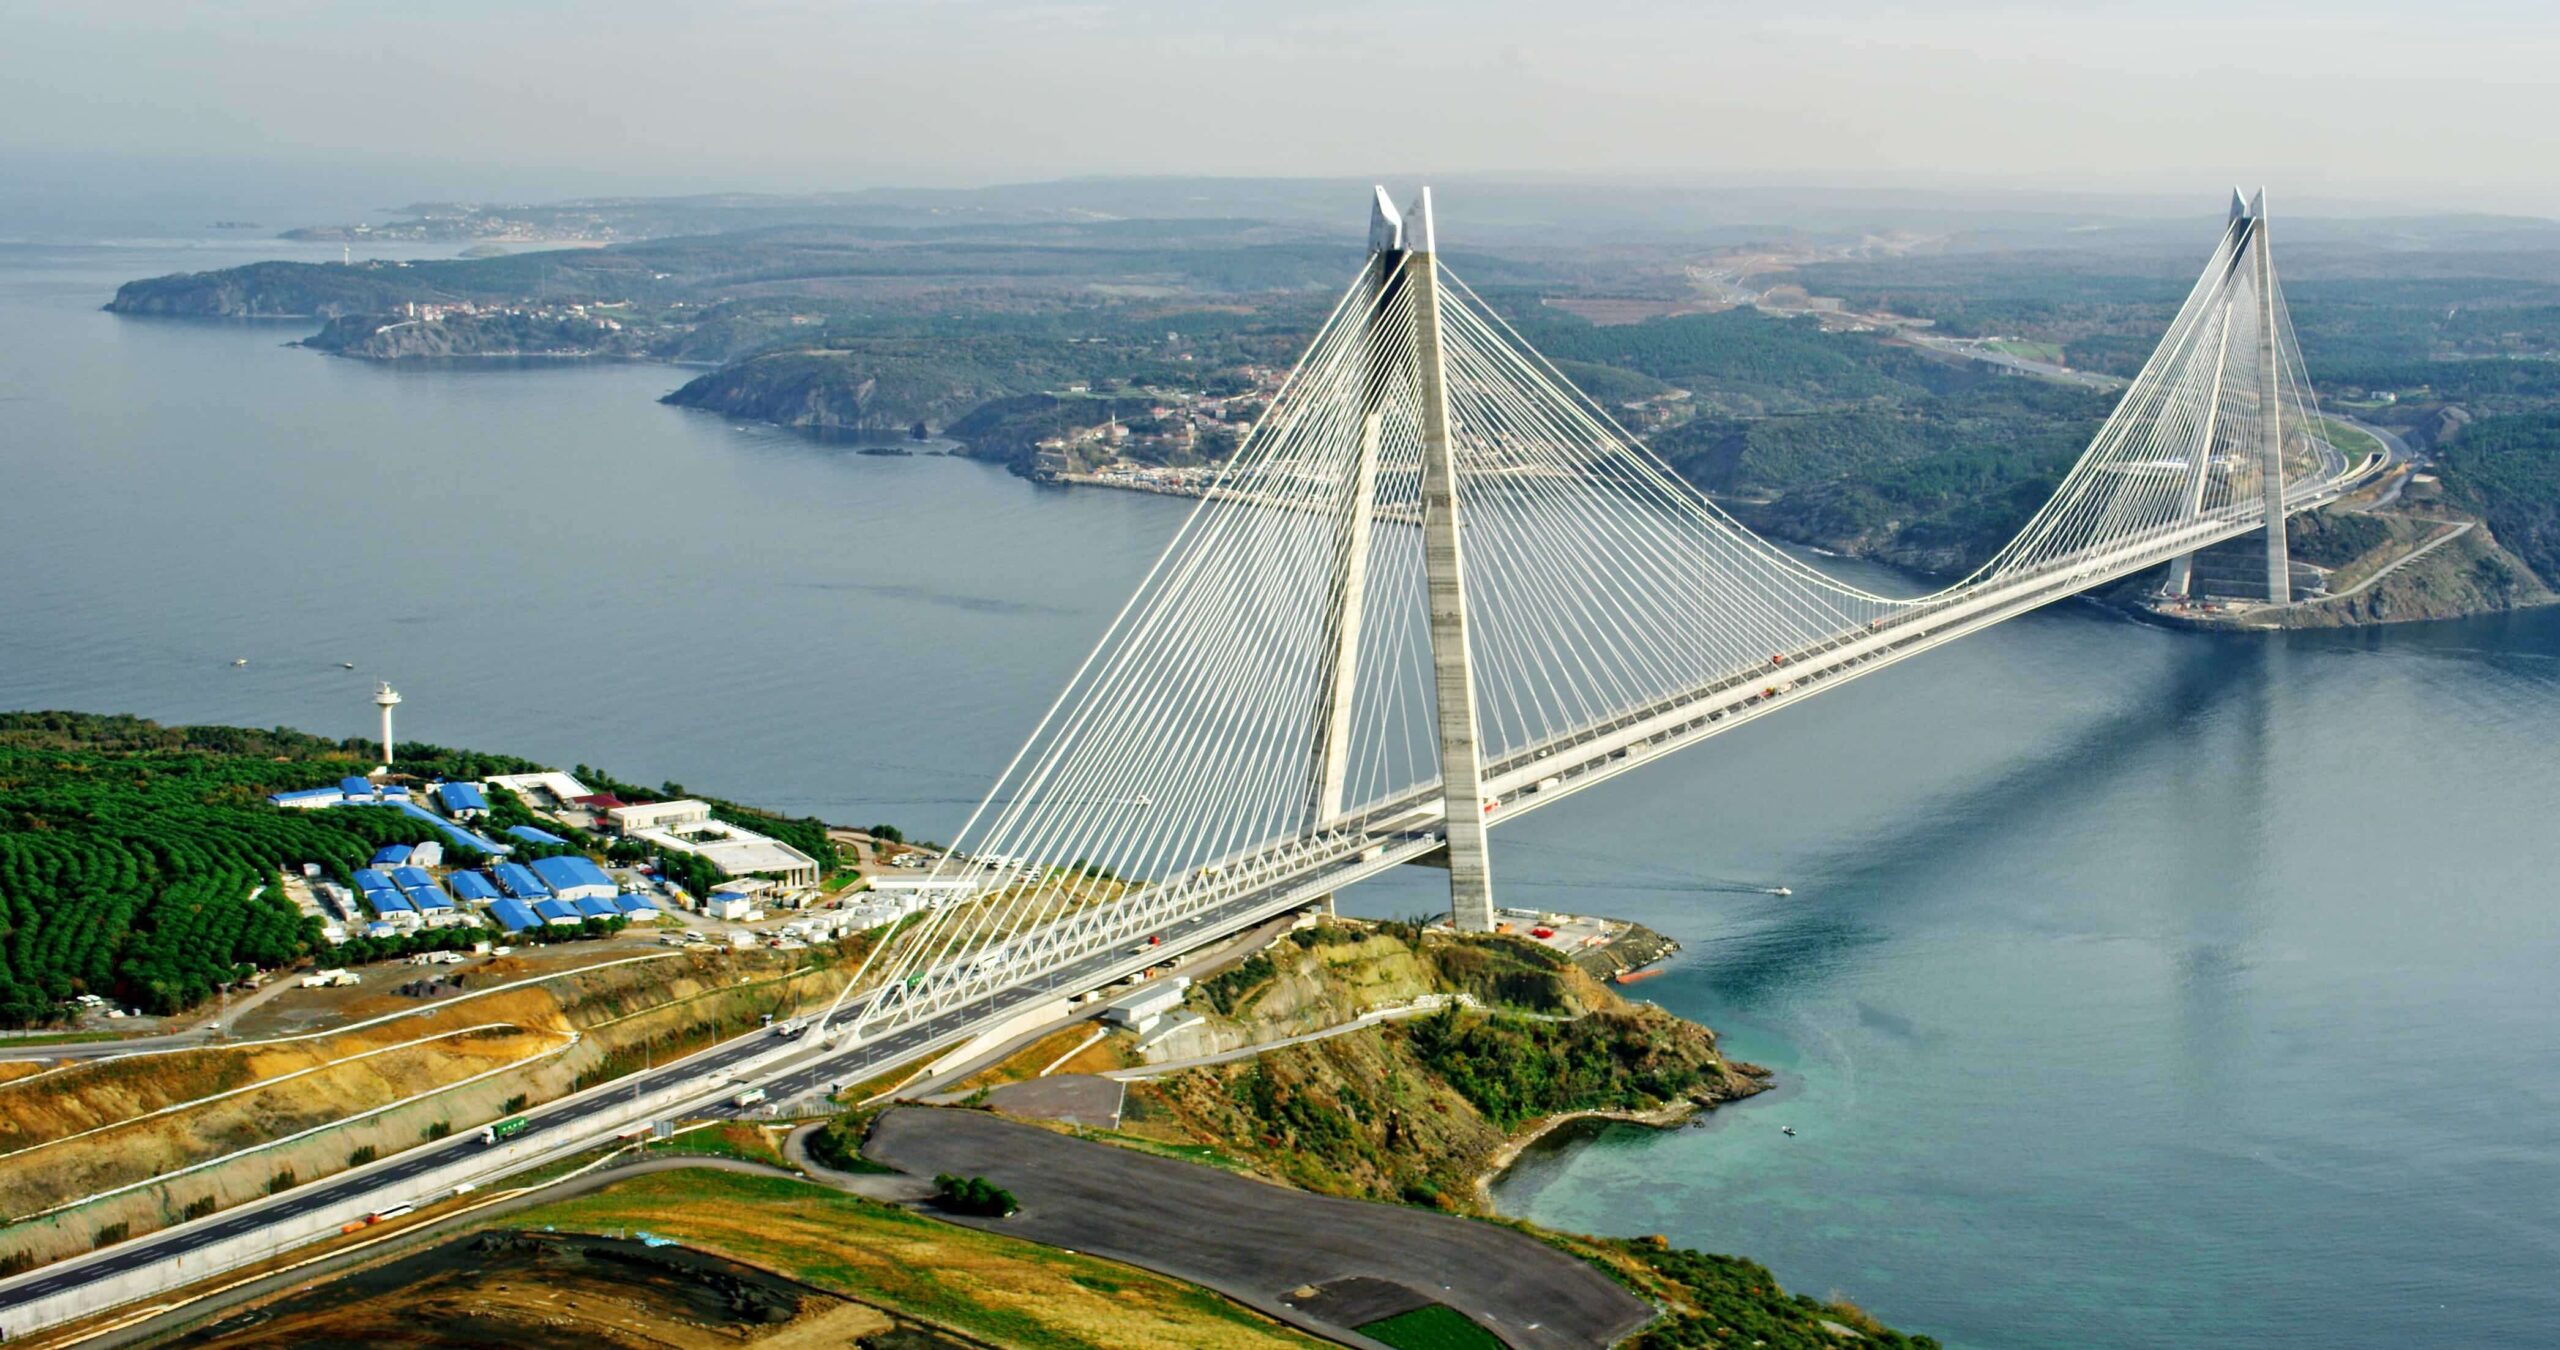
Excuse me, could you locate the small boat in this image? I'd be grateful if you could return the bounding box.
[230,658,248,667]
[1767,886,1793,897]
[340,661,356,670]
[1781,1126,1797,1137]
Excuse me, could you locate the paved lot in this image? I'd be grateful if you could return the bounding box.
[865,1108,1653,1350]
[981,1074,1124,1128]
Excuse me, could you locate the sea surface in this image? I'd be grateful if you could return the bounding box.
[4,234,2558,1348]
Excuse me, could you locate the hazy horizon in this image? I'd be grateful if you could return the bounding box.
[7,1,2557,221]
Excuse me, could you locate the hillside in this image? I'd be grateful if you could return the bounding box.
[662,344,1071,435]
[1102,921,1764,1210]
[0,939,876,1271]
[912,917,1942,1347]
[2435,412,2560,590]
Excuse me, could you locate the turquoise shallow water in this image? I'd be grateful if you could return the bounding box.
[4,236,2558,1347]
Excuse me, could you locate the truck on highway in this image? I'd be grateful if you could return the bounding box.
[480,1115,529,1146]
[773,1017,806,1039]
[732,1087,768,1108]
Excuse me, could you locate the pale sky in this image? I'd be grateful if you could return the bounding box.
[6,0,2556,214]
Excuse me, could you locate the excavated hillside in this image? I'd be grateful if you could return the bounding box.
[1115,921,1763,1211]
[0,942,869,1270]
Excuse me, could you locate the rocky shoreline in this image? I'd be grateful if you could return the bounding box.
[1472,1071,1769,1207]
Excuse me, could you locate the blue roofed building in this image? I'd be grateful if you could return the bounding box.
[390,800,512,857]
[487,897,540,933]
[614,892,660,919]
[270,786,343,809]
[366,889,415,917]
[339,775,376,801]
[390,866,436,892]
[506,825,569,847]
[435,781,490,820]
[492,862,552,899]
[352,868,396,894]
[527,855,616,902]
[370,844,413,868]
[449,871,502,903]
[571,895,621,920]
[533,899,582,927]
[404,883,456,911]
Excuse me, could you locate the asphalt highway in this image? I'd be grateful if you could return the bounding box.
[0,871,1343,1330]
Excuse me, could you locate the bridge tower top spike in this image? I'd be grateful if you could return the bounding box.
[2230,187,2250,221]
[1368,186,1405,255]
[2248,187,2267,220]
[1405,187,1436,255]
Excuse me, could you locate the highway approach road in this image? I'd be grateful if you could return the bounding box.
[0,879,1325,1337]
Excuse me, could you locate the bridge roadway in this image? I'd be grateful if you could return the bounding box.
[0,476,2364,1340]
[866,474,2365,1032]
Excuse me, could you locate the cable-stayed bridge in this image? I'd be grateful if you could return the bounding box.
[821,186,2373,1045]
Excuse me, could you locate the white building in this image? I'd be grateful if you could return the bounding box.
[617,800,822,888]
[866,875,985,907]
[608,799,714,834]
[484,771,594,809]
[1100,977,1191,1034]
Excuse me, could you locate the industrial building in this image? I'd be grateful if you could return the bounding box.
[448,871,502,903]
[613,892,659,919]
[532,899,583,927]
[364,889,418,929]
[492,862,552,899]
[608,798,821,889]
[371,844,414,868]
[571,896,621,920]
[434,781,489,819]
[484,771,592,811]
[487,897,540,933]
[1100,977,1191,1034]
[606,799,715,834]
[507,824,570,847]
[526,855,615,901]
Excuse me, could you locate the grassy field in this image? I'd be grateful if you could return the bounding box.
[1359,1303,1508,1349]
[1985,337,2067,364]
[2312,415,2386,465]
[639,1120,792,1168]
[502,1167,1326,1350]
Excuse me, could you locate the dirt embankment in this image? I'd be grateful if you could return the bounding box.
[166,1229,922,1350]
[0,943,870,1271]
[1110,921,1763,1212]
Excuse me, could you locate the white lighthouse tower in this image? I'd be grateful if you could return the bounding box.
[373,681,402,769]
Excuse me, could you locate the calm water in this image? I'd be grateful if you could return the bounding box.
[6,236,2559,1347]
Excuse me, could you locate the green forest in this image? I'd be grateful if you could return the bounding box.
[2436,413,2560,587]
[0,712,832,1026]
[0,722,435,1023]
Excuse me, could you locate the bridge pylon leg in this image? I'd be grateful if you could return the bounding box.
[2164,192,2250,602]
[2250,190,2291,606]
[1308,192,1406,919]
[1408,190,1497,934]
